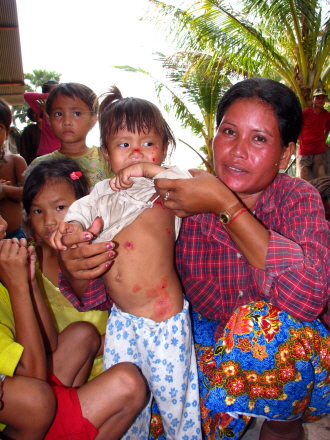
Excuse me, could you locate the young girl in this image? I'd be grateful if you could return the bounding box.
[24,83,113,190]
[0,214,149,440]
[53,87,202,440]
[23,157,108,377]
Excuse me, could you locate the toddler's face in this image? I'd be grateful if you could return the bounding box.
[0,122,8,149]
[105,127,167,174]
[29,180,77,247]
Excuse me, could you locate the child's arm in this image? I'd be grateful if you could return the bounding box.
[26,243,58,354]
[0,240,47,380]
[0,156,27,201]
[110,163,166,191]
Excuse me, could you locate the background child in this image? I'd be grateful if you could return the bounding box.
[0,215,149,440]
[53,86,201,440]
[24,79,61,156]
[0,99,27,240]
[20,107,42,165]
[23,157,109,378]
[25,82,113,190]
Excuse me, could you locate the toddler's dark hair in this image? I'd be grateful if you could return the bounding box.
[0,99,12,133]
[46,83,98,116]
[23,157,88,214]
[99,85,175,152]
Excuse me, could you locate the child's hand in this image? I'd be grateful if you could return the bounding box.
[0,240,29,288]
[109,163,165,191]
[110,164,144,191]
[50,221,84,250]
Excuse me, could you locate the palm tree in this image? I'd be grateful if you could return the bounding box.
[116,52,233,172]
[148,0,330,109]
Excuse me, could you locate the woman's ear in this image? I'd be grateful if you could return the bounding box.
[279,142,295,169]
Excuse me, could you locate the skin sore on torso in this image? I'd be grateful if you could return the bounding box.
[102,201,183,322]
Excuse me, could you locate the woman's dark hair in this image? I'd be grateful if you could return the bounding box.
[99,85,175,152]
[45,82,98,116]
[216,78,303,146]
[23,157,88,214]
[42,80,59,93]
[0,99,12,133]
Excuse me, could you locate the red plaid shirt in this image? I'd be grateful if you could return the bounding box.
[58,275,112,311]
[176,173,330,337]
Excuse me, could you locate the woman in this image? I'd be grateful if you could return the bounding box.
[57,78,330,440]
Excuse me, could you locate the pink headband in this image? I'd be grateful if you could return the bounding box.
[70,171,82,180]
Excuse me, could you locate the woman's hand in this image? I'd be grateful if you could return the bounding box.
[155,169,238,217]
[58,217,115,281]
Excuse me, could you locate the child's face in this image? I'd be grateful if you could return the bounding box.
[47,94,96,145]
[0,215,7,240]
[30,180,77,247]
[105,127,168,174]
[0,122,8,149]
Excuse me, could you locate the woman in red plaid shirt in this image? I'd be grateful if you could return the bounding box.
[58,78,330,440]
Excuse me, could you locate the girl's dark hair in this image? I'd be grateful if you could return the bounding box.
[23,157,88,214]
[0,99,12,133]
[99,85,175,152]
[45,82,98,116]
[216,77,303,147]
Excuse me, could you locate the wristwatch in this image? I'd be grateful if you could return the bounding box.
[219,202,244,225]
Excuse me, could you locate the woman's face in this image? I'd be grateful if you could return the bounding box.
[213,98,294,202]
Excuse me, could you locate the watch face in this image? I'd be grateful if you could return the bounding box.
[219,212,230,224]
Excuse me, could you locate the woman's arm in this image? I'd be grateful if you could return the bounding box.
[155,169,270,269]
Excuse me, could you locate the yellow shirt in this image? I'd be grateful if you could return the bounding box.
[36,265,108,378]
[0,284,24,376]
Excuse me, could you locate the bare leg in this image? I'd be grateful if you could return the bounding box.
[0,376,56,440]
[48,321,100,387]
[77,362,150,440]
[259,419,305,440]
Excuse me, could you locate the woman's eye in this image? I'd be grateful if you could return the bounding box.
[255,135,266,142]
[118,143,129,148]
[56,205,65,211]
[223,128,235,135]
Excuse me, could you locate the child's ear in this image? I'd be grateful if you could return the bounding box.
[162,142,169,160]
[89,115,97,131]
[103,147,110,164]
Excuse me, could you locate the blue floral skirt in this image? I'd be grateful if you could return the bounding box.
[149,301,330,439]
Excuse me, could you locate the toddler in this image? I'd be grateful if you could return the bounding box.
[54,86,202,440]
